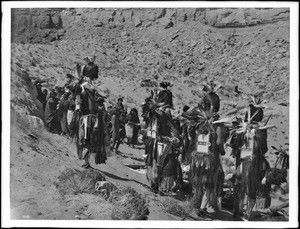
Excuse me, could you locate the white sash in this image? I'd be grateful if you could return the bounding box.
[67,110,74,125]
[157,142,172,166]
[147,119,158,139]
[241,128,255,159]
[197,133,210,154]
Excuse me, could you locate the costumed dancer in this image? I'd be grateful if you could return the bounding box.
[187,83,226,217]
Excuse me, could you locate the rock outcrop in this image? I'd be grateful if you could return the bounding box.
[11,8,289,43]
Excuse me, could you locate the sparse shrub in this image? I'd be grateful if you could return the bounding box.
[250,210,288,221]
[109,187,149,220]
[95,181,118,200]
[54,168,106,196]
[161,198,188,218]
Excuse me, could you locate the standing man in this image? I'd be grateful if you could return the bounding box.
[44,90,60,133]
[115,97,126,142]
[57,91,71,135]
[111,107,122,153]
[126,108,141,148]
[116,97,125,112]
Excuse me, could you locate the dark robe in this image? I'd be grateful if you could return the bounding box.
[82,63,99,81]
[116,102,125,113]
[44,97,60,132]
[111,114,120,142]
[57,95,69,134]
[126,112,140,145]
[119,113,127,140]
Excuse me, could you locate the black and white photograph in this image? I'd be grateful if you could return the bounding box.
[2,1,299,228]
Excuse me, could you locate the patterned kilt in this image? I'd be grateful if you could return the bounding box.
[189,151,216,190]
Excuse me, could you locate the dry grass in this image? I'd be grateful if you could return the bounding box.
[161,198,189,218]
[109,187,149,220]
[251,210,288,221]
[54,168,106,196]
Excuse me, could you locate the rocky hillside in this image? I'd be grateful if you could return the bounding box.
[11,7,290,147]
[12,8,289,42]
[8,7,291,222]
[11,8,290,102]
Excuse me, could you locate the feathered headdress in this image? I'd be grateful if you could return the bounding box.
[83,51,97,63]
[202,81,222,94]
[160,81,173,89]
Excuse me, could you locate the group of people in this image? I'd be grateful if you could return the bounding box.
[35,53,141,159]
[139,80,281,220]
[108,98,141,153]
[34,52,282,221]
[39,83,141,148]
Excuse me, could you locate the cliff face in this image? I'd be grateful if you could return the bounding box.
[11,8,289,43]
[11,8,62,43]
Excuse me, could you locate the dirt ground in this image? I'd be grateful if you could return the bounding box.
[9,118,289,222]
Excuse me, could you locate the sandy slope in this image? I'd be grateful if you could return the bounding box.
[10,120,187,220]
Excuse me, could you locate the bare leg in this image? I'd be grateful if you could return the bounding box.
[195,187,211,217]
[111,139,116,150]
[245,197,256,220]
[111,142,115,150]
[200,188,211,209]
[240,194,246,214]
[233,184,242,217]
[115,139,121,153]
[209,190,218,211]
[217,197,222,211]
[82,149,90,168]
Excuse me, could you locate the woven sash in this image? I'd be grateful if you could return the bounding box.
[241,128,255,159]
[197,133,211,154]
[157,142,172,167]
[147,119,158,139]
[81,114,98,140]
[75,94,81,110]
